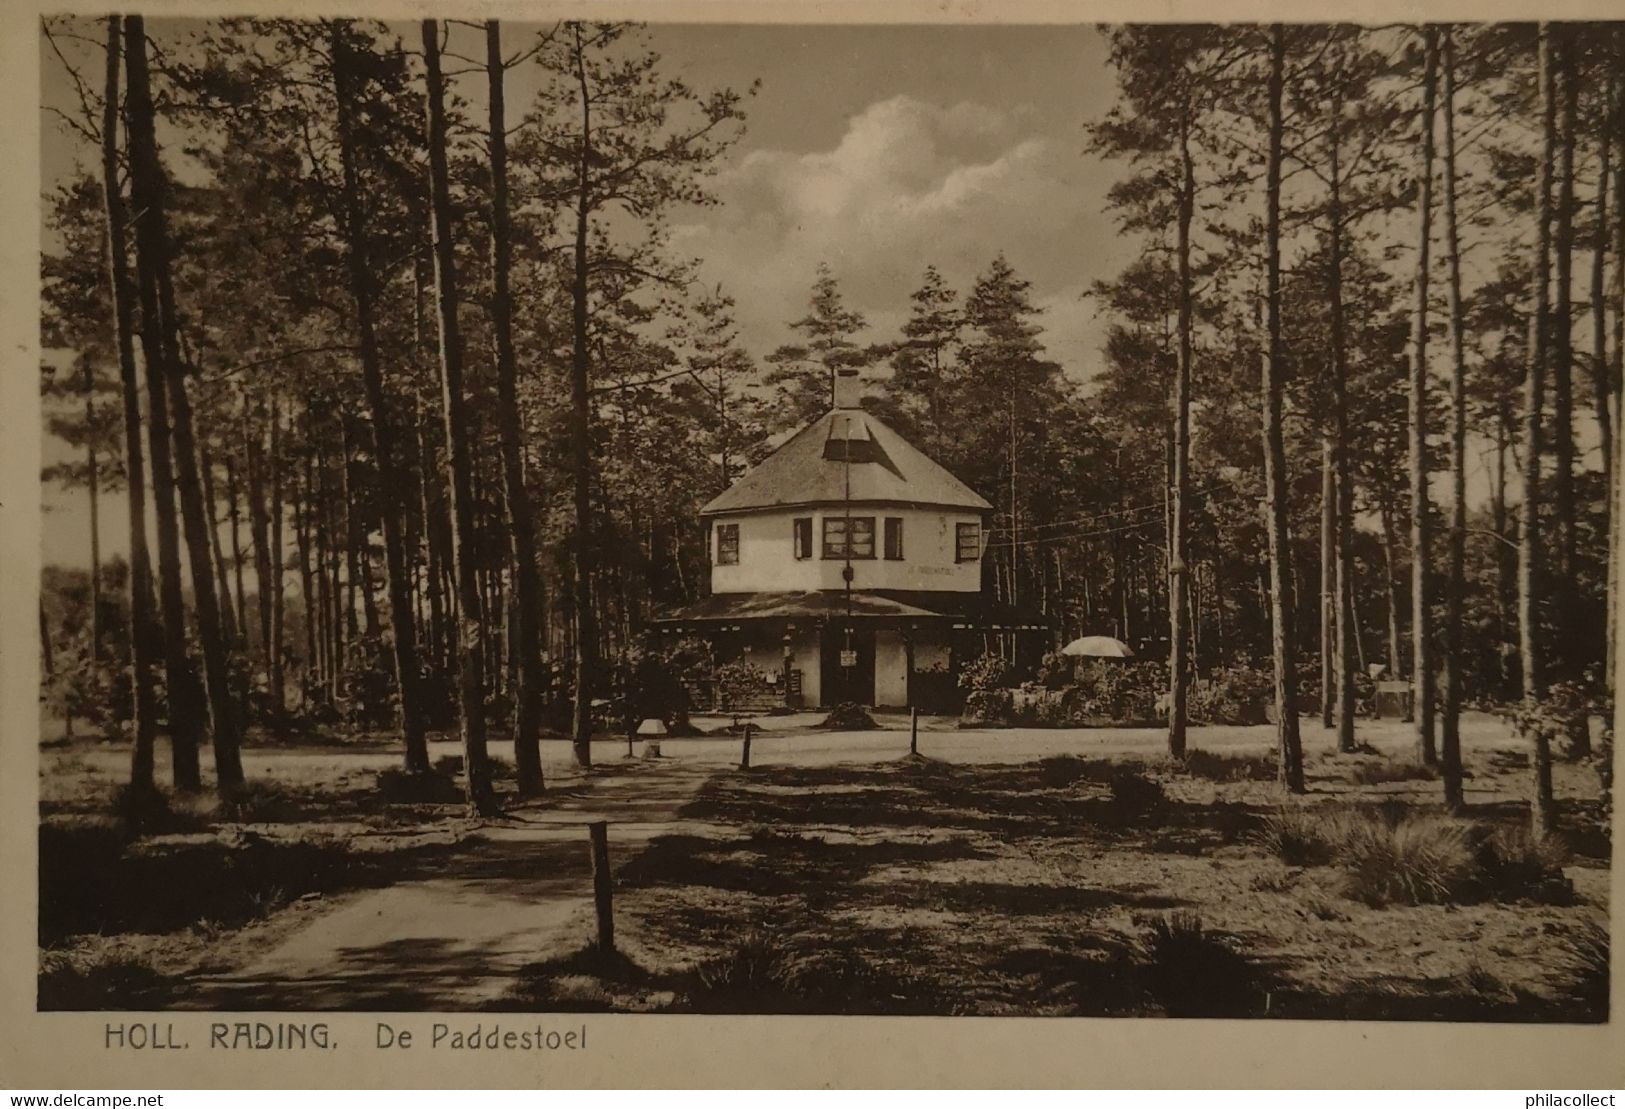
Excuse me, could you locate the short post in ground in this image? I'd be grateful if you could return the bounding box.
[587,820,613,955]
[740,719,753,770]
[910,706,919,757]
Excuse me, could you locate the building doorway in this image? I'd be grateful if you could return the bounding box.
[819,624,875,706]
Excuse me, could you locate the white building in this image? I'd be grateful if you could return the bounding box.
[655,369,1045,710]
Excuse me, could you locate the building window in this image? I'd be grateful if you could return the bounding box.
[955,521,980,563]
[717,523,739,565]
[823,516,875,560]
[793,517,812,560]
[884,517,904,560]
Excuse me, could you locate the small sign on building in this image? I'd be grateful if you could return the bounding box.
[840,649,857,668]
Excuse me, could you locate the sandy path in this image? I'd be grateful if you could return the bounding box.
[179,759,716,1011]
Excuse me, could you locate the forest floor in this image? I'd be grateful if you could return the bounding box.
[36,711,1612,1018]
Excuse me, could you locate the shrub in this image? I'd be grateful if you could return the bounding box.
[1069,660,1168,724]
[339,637,398,730]
[958,651,1012,693]
[820,702,877,730]
[962,688,1012,725]
[1189,663,1274,725]
[1136,913,1264,1018]
[1036,650,1075,691]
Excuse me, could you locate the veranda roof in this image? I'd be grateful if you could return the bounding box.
[652,589,1049,630]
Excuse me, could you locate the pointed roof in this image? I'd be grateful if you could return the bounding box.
[701,407,992,516]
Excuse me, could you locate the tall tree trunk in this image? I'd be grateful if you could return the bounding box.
[200,446,237,652]
[101,15,158,792]
[268,398,287,724]
[1493,406,1513,697]
[1439,26,1467,810]
[1551,27,1578,616]
[1523,24,1557,835]
[84,358,102,660]
[1327,89,1357,756]
[226,450,247,641]
[1596,70,1617,694]
[1408,25,1439,766]
[423,19,498,816]
[481,25,546,790]
[124,18,200,793]
[1380,497,1403,679]
[1320,438,1335,729]
[1167,113,1194,761]
[125,15,244,792]
[1610,50,1625,700]
[568,24,599,768]
[330,22,430,774]
[247,408,274,700]
[1262,25,1304,793]
[296,421,319,708]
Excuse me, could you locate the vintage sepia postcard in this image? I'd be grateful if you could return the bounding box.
[2,0,1624,1090]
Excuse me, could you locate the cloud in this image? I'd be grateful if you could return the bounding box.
[670,94,1121,377]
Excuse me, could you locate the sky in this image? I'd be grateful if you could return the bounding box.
[38,19,1564,573]
[38,20,1130,571]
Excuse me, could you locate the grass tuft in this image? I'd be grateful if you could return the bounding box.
[38,947,177,1011]
[1108,768,1165,813]
[1349,759,1439,785]
[1552,918,1610,1022]
[1136,912,1266,1017]
[1178,749,1277,782]
[376,767,463,805]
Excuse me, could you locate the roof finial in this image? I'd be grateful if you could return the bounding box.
[833,366,862,411]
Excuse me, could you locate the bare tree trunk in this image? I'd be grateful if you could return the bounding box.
[101,15,159,791]
[423,19,498,816]
[1524,24,1556,835]
[1597,70,1618,694]
[295,418,318,709]
[1408,26,1438,766]
[568,24,599,768]
[84,357,102,660]
[1320,438,1335,729]
[126,14,244,792]
[124,18,200,793]
[330,22,430,775]
[1439,26,1467,810]
[1262,25,1304,793]
[1380,497,1404,680]
[1167,115,1194,761]
[200,445,237,653]
[268,398,287,724]
[1551,27,1578,620]
[483,15,547,790]
[226,449,247,640]
[247,407,273,704]
[1327,89,1357,756]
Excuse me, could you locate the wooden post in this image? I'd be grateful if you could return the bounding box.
[739,720,752,770]
[910,706,919,757]
[587,821,613,954]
